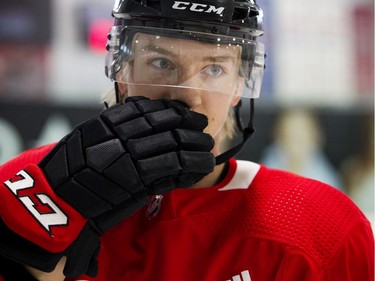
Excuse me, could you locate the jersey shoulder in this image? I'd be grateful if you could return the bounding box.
[244,164,370,263]
[0,143,55,182]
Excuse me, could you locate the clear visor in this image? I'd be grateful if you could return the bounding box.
[105,26,265,98]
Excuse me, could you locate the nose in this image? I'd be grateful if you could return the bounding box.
[167,86,202,110]
[170,67,209,109]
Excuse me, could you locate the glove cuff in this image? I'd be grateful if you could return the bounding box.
[0,164,87,252]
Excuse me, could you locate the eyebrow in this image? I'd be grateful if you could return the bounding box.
[143,43,237,62]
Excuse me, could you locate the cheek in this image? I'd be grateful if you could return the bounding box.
[203,95,233,137]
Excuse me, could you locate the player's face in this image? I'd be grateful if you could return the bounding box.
[118,33,242,145]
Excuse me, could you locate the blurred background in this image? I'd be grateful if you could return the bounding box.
[0,0,373,221]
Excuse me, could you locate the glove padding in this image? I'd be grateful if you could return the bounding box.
[0,96,215,277]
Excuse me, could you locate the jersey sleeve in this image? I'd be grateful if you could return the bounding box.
[324,220,374,281]
[0,144,55,183]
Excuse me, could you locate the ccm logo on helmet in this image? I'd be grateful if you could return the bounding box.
[4,170,68,235]
[172,1,225,15]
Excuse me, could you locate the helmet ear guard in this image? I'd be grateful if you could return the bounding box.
[105,0,266,165]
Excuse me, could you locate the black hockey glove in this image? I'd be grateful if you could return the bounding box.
[0,96,214,277]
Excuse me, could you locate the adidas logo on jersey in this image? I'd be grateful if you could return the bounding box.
[226,270,252,281]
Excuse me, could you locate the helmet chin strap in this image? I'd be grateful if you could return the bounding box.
[113,82,255,166]
[215,98,256,165]
[115,82,121,104]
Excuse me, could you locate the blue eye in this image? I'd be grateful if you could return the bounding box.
[150,58,176,70]
[204,64,224,76]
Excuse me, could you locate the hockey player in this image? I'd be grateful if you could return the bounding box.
[0,0,373,280]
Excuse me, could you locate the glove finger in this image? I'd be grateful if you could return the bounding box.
[137,152,181,185]
[180,110,209,131]
[161,99,188,112]
[159,99,209,131]
[124,96,149,103]
[174,129,214,151]
[176,150,215,188]
[126,131,177,160]
[179,151,215,174]
[113,116,153,142]
[145,108,182,132]
[133,99,167,114]
[100,102,141,126]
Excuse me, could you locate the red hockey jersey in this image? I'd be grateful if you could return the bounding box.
[0,144,374,281]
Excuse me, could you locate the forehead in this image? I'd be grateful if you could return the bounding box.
[133,33,242,58]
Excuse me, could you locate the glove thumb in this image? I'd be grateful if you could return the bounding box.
[63,224,100,277]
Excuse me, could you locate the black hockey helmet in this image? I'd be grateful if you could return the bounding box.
[105,0,265,99]
[111,0,263,37]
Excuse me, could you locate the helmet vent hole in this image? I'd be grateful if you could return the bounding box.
[141,0,161,10]
[233,7,249,21]
[249,9,260,18]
